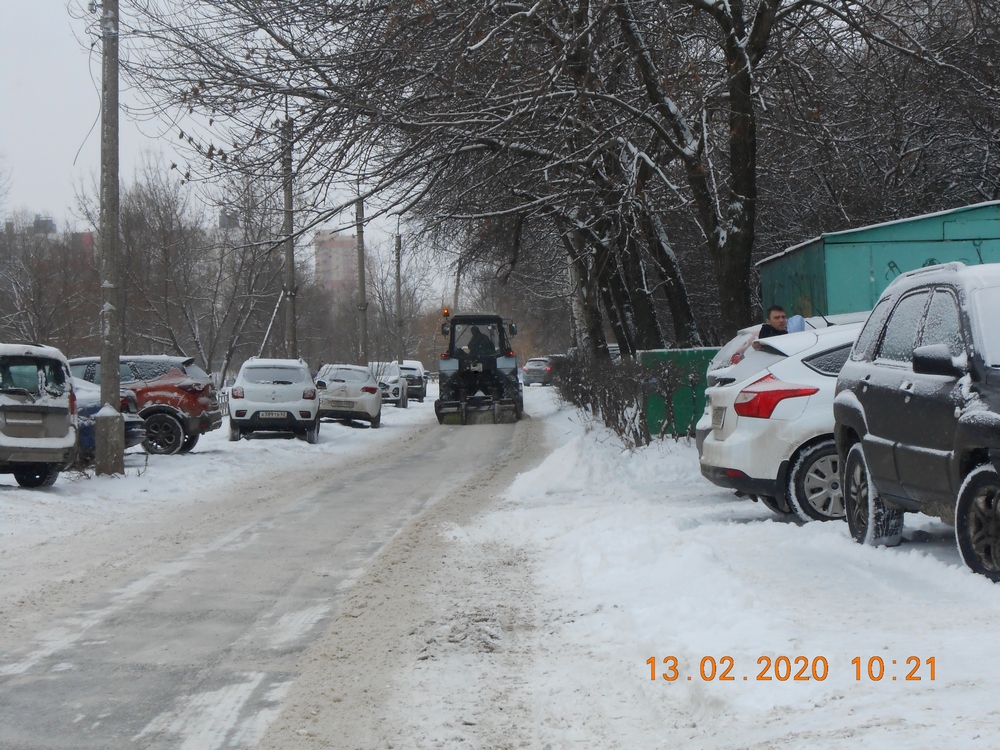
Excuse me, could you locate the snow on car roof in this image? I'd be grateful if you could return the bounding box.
[0,343,69,361]
[241,358,309,369]
[758,321,863,357]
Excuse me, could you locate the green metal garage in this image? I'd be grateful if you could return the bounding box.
[758,201,1000,316]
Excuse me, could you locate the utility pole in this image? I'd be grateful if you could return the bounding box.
[395,232,403,365]
[282,118,298,358]
[96,0,124,475]
[355,197,369,365]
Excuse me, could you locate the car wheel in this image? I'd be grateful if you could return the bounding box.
[955,465,1000,581]
[13,463,61,488]
[843,442,903,546]
[304,419,320,444]
[143,413,185,455]
[788,439,845,522]
[370,412,381,429]
[759,494,794,515]
[178,432,200,453]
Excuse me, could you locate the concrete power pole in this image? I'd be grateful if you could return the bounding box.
[96,0,124,475]
[355,198,369,365]
[282,118,298,358]
[395,232,403,366]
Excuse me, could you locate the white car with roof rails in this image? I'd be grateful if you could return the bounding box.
[698,322,864,521]
[316,364,382,427]
[0,343,77,487]
[227,358,321,443]
[369,361,409,408]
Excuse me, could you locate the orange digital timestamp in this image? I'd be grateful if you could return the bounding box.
[647,655,830,682]
[646,656,937,682]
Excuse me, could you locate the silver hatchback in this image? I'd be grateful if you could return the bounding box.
[0,344,77,487]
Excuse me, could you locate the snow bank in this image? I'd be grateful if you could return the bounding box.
[455,387,1000,747]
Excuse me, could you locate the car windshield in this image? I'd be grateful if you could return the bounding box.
[323,368,369,383]
[454,323,499,355]
[974,289,1000,366]
[710,330,756,370]
[720,347,786,386]
[0,356,67,398]
[242,366,306,385]
[401,367,420,375]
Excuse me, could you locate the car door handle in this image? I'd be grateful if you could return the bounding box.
[900,381,914,392]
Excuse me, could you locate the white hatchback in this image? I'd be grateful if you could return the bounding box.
[228,358,320,443]
[316,364,382,427]
[699,323,863,521]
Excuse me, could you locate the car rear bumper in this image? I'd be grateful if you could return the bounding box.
[700,462,788,499]
[184,407,223,435]
[229,410,315,431]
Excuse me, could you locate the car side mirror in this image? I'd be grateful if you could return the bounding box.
[912,344,964,377]
[442,322,451,337]
[508,322,517,336]
[316,380,327,390]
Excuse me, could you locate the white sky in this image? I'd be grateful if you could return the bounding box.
[0,1,175,229]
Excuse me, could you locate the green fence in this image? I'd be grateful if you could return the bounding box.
[638,348,719,437]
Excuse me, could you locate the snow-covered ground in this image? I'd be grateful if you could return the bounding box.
[0,393,433,558]
[426,386,1000,748]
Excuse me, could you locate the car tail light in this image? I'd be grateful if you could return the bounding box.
[522,366,527,371]
[69,389,77,420]
[362,386,378,394]
[546,366,552,371]
[506,350,514,356]
[231,386,244,399]
[730,352,743,365]
[733,374,818,419]
[441,353,450,358]
[303,388,317,400]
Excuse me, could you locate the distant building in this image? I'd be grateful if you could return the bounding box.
[314,230,357,295]
[33,215,56,234]
[70,232,95,260]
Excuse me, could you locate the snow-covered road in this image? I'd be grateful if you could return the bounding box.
[257,387,1000,749]
[5,386,999,748]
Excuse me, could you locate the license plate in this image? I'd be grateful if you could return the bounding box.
[259,411,286,419]
[712,407,726,430]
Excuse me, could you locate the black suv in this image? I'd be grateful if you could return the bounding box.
[834,262,1000,579]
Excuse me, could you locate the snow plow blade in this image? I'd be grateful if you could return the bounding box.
[435,398,520,425]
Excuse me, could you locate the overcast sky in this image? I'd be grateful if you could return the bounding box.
[0,1,175,229]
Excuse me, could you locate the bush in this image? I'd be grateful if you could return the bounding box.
[550,352,703,449]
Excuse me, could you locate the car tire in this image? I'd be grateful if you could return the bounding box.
[304,419,320,444]
[955,465,1000,581]
[758,494,794,515]
[178,433,200,453]
[370,412,381,429]
[143,413,184,455]
[788,439,845,522]
[13,463,61,488]
[399,389,408,409]
[844,442,903,546]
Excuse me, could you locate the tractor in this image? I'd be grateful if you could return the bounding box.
[434,310,523,425]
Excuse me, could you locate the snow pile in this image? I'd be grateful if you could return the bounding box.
[454,388,1000,747]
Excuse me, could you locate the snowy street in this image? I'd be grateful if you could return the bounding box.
[3,387,999,748]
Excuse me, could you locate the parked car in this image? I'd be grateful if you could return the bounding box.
[402,359,428,402]
[522,357,553,385]
[834,262,1000,580]
[73,377,146,467]
[699,322,863,520]
[369,361,409,408]
[316,364,382,427]
[69,355,222,455]
[403,359,431,403]
[228,358,321,443]
[0,344,77,487]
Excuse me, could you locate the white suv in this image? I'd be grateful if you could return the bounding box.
[699,323,862,521]
[228,358,320,443]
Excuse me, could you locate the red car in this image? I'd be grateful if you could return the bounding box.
[68,356,223,454]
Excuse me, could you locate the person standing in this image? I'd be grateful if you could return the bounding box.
[759,306,788,339]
